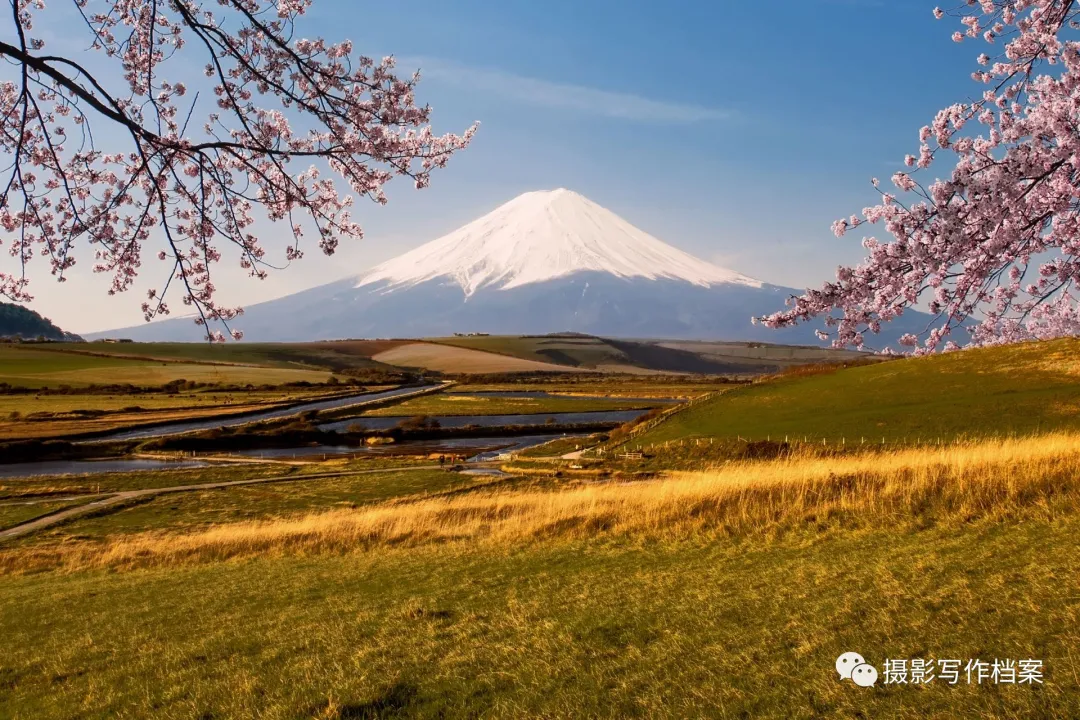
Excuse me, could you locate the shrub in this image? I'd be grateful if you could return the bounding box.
[396,415,441,431]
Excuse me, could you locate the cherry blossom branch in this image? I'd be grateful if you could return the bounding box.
[0,0,476,340]
[760,1,1080,353]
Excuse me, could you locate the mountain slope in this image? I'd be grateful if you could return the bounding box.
[93,189,929,345]
[356,188,760,295]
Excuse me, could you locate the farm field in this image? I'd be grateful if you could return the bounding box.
[3,337,858,382]
[0,389,348,416]
[0,456,436,502]
[357,392,664,417]
[371,342,589,374]
[456,379,729,397]
[516,434,602,457]
[0,433,1078,717]
[39,341,408,375]
[634,338,1080,446]
[0,342,415,441]
[0,389,358,440]
[431,334,877,374]
[7,466,487,547]
[431,334,630,368]
[0,345,337,387]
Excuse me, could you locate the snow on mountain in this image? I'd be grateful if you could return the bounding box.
[355,188,761,296]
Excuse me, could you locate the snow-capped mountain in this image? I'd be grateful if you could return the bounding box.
[91,189,925,344]
[356,188,760,295]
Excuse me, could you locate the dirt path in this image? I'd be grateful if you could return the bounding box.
[0,463,484,541]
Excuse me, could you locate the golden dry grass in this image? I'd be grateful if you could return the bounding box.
[8,432,1080,574]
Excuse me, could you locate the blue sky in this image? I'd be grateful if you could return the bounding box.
[31,0,979,332]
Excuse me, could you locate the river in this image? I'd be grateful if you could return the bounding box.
[0,457,210,479]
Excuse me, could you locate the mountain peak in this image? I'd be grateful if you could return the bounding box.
[355,189,761,296]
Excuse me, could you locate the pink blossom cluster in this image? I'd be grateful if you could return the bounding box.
[0,0,476,340]
[760,1,1080,353]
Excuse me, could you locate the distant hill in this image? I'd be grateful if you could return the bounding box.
[0,303,81,341]
[429,334,872,375]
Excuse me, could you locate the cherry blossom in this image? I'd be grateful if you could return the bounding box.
[761,1,1080,352]
[0,0,476,340]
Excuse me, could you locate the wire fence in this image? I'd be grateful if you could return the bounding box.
[592,389,727,456]
[631,434,1001,453]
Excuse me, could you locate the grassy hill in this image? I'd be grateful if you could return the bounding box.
[0,303,80,341]
[636,338,1080,445]
[431,334,871,374]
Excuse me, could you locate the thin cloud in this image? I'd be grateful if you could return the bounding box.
[405,57,732,124]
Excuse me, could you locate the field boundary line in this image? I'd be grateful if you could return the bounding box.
[603,389,728,452]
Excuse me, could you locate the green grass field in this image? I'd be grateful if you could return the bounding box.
[0,388,351,439]
[0,498,90,531]
[0,515,1075,718]
[0,431,1074,717]
[47,341,403,375]
[0,389,335,416]
[0,345,336,388]
[0,342,416,440]
[13,467,486,546]
[3,341,1080,718]
[636,338,1080,445]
